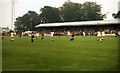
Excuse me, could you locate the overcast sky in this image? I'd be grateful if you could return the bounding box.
[0,0,119,29]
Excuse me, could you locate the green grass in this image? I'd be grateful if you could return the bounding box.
[2,36,118,71]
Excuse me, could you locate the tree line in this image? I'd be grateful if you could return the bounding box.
[14,1,109,31]
[112,11,120,19]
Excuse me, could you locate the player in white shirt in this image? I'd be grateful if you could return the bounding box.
[83,31,85,36]
[67,31,71,36]
[96,31,102,42]
[50,31,54,41]
[10,31,14,41]
[101,31,105,40]
[67,30,71,40]
[36,32,39,39]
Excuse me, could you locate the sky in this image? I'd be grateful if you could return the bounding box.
[0,0,119,29]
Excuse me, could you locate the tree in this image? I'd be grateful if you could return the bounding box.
[40,6,62,23]
[60,2,104,22]
[82,2,103,21]
[15,11,40,31]
[14,17,23,31]
[60,2,83,22]
[112,11,120,19]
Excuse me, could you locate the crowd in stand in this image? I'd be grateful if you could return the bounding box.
[1,28,120,37]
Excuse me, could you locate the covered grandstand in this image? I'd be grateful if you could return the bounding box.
[35,20,120,36]
[36,20,119,27]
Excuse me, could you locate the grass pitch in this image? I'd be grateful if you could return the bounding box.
[2,36,118,71]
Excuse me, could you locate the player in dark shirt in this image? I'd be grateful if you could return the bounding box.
[2,31,5,39]
[70,32,75,42]
[41,33,44,40]
[31,32,35,42]
[19,32,22,38]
